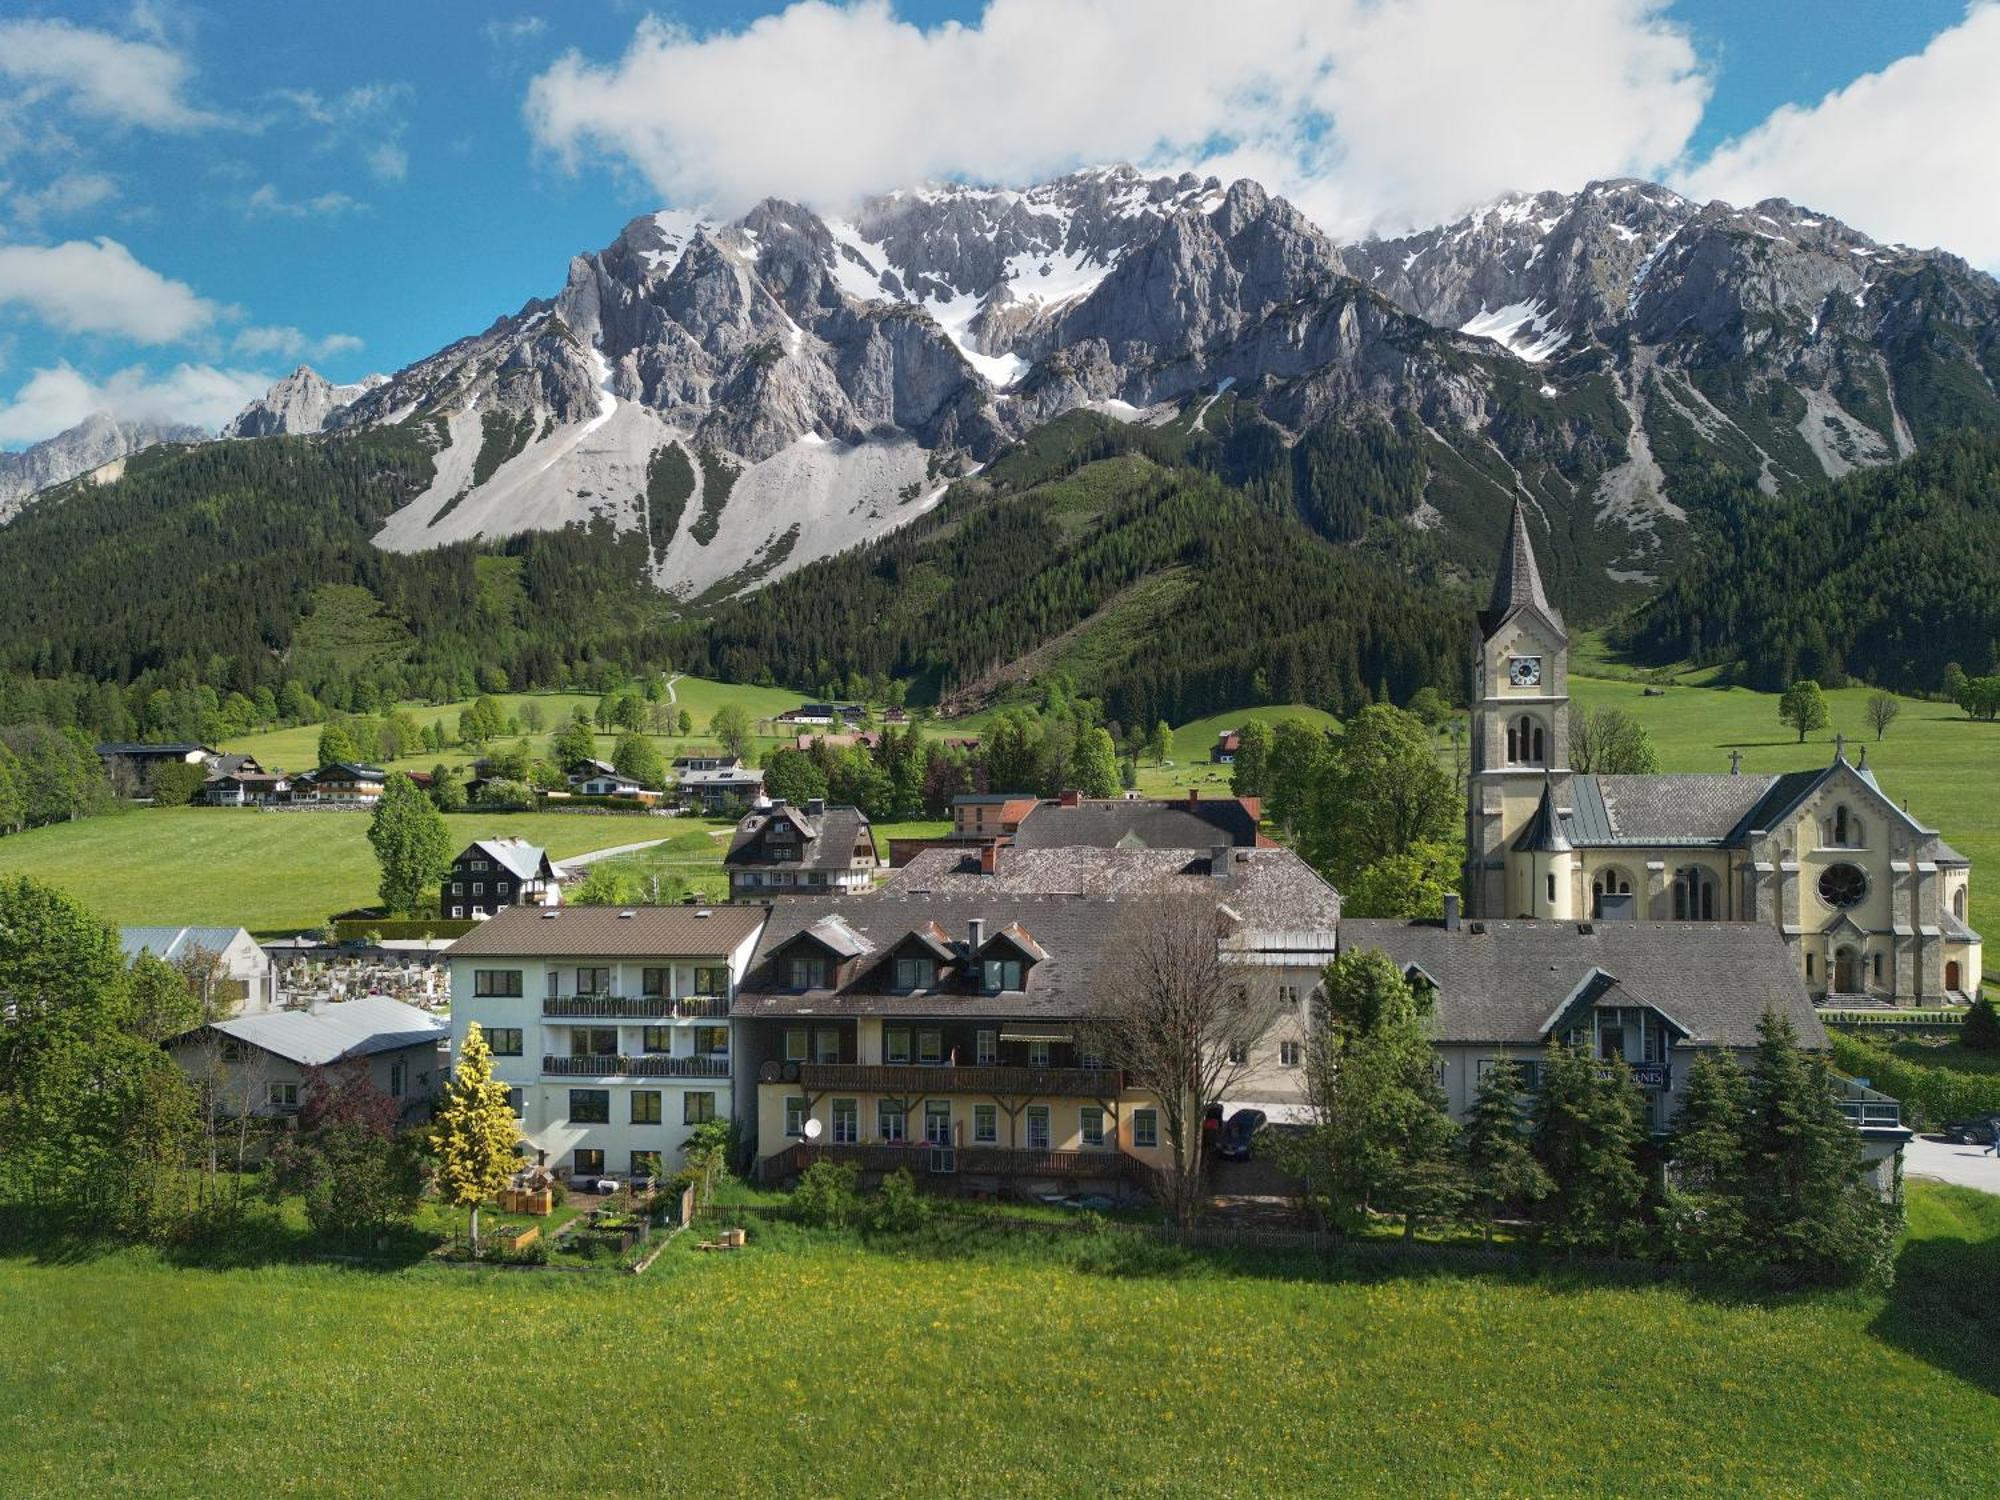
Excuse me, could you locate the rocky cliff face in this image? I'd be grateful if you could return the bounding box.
[223,366,387,438]
[278,167,2000,607]
[0,412,204,522]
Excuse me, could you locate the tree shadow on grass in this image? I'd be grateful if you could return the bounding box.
[0,1216,439,1274]
[1867,1214,2000,1397]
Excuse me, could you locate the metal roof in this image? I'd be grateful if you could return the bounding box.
[121,925,253,963]
[191,995,445,1067]
[445,902,770,957]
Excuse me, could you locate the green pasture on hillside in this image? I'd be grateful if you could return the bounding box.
[0,806,735,935]
[0,1182,1992,1496]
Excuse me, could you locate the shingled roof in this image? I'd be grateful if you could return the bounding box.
[1337,918,1827,1050]
[725,803,874,873]
[1481,499,1561,634]
[1010,795,1264,850]
[885,845,1340,929]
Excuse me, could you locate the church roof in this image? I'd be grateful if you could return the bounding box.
[1481,499,1561,634]
[1510,775,1572,853]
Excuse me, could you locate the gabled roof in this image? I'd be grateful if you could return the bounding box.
[1337,918,1826,1050]
[96,742,214,757]
[121,925,253,963]
[312,761,387,780]
[984,921,1048,963]
[568,757,619,778]
[1010,795,1263,850]
[445,903,768,957]
[726,804,874,872]
[181,995,445,1067]
[459,838,552,882]
[795,914,874,959]
[680,766,766,787]
[1481,499,1562,635]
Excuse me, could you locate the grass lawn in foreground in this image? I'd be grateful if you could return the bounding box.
[0,1182,1992,1496]
[0,806,719,935]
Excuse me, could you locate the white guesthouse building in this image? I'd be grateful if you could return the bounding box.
[445,905,770,1184]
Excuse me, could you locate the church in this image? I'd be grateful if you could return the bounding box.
[1464,502,1981,1005]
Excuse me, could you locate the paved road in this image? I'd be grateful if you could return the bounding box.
[555,837,671,871]
[1904,1133,2000,1195]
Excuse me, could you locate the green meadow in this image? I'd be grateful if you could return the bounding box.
[0,806,737,935]
[0,1182,1993,1497]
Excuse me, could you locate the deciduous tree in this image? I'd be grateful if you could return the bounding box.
[1863,692,1901,741]
[1570,705,1660,774]
[1084,892,1282,1226]
[1228,720,1270,799]
[1778,680,1830,743]
[367,773,453,915]
[431,1023,519,1253]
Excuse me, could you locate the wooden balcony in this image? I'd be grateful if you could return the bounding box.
[760,1140,1139,1183]
[541,1054,730,1078]
[789,1063,1124,1097]
[543,994,729,1020]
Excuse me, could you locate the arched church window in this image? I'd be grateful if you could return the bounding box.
[1954,887,1968,922]
[1672,867,1717,921]
[1832,805,1848,845]
[1510,714,1543,766]
[1591,869,1633,918]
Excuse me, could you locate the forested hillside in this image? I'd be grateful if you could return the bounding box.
[0,428,680,721]
[680,412,1471,726]
[1622,432,2000,692]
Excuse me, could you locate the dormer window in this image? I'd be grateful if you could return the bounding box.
[894,957,935,992]
[791,956,829,990]
[982,957,1023,993]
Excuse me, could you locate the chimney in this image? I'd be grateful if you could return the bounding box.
[806,797,826,817]
[1210,844,1232,881]
[979,843,1000,877]
[1186,788,1199,811]
[1729,750,1742,776]
[1443,893,1462,931]
[967,916,985,953]
[1058,789,1082,808]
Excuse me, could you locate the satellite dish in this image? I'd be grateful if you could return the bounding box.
[803,1118,823,1141]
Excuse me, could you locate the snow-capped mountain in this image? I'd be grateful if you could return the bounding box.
[224,366,389,438]
[145,164,1994,603]
[0,412,204,523]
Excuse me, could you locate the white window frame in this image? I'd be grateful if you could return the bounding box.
[973,1103,998,1144]
[1025,1105,1051,1151]
[784,1096,808,1138]
[1132,1108,1158,1149]
[975,1029,997,1066]
[1079,1106,1104,1149]
[885,1029,911,1065]
[1028,1039,1051,1069]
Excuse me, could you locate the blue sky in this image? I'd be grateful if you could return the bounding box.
[0,0,1992,446]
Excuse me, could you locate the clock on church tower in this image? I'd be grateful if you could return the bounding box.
[1508,656,1542,688]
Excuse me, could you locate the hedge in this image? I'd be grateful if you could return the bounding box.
[331,918,479,943]
[1829,1031,2000,1128]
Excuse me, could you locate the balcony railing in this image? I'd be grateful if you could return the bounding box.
[760,1141,1138,1182]
[1830,1074,1904,1131]
[791,1063,1125,1097]
[542,994,729,1020]
[541,1053,730,1078]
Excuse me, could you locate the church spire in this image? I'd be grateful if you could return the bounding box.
[1483,498,1561,633]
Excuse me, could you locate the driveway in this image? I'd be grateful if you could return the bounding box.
[1904,1133,2000,1195]
[555,837,671,871]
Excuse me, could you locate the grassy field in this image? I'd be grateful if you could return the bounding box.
[219,676,819,777]
[0,1181,1992,1496]
[0,806,732,935]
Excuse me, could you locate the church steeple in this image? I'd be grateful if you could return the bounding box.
[1482,499,1561,634]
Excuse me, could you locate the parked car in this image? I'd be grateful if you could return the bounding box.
[1215,1108,1268,1161]
[1941,1118,2000,1145]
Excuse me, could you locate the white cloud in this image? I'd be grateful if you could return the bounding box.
[233,325,364,361]
[270,83,412,183]
[0,359,270,443]
[0,18,218,134]
[0,236,215,343]
[485,17,548,46]
[524,0,1707,237]
[366,143,408,183]
[7,170,119,225]
[245,183,366,219]
[1680,2,2000,268]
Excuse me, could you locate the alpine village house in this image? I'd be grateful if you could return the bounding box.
[440,512,1938,1199]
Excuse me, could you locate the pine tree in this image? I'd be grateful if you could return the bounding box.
[1662,1050,1750,1265]
[431,1023,519,1254]
[1961,995,2000,1053]
[1530,1042,1647,1256]
[1461,1057,1550,1243]
[366,773,453,915]
[1739,1010,1899,1286]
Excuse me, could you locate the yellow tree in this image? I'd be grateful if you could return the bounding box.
[432,1023,519,1253]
